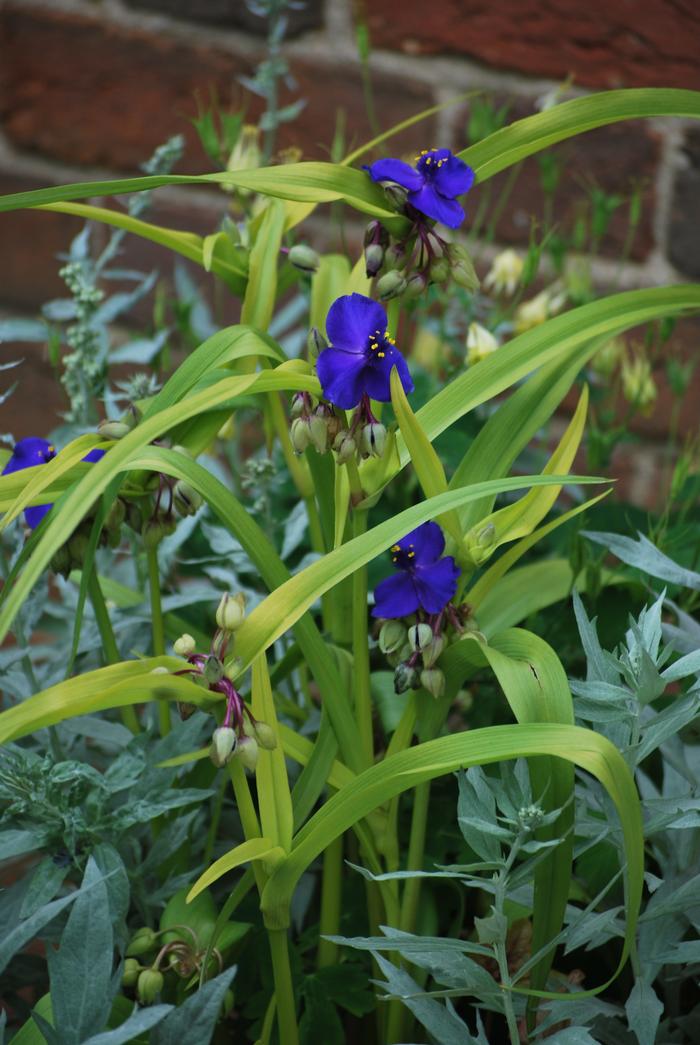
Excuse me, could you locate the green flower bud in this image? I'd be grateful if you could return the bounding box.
[290,417,311,453]
[122,958,141,987]
[125,502,143,534]
[97,419,131,440]
[465,522,497,566]
[216,592,246,632]
[360,422,386,459]
[126,926,158,957]
[236,735,259,771]
[137,968,164,1005]
[363,220,389,249]
[307,327,327,360]
[429,257,450,284]
[173,633,196,657]
[333,431,356,464]
[67,532,89,567]
[290,392,307,418]
[364,243,385,278]
[407,622,434,652]
[394,661,420,694]
[383,183,409,210]
[203,654,224,685]
[251,720,277,750]
[379,620,407,655]
[50,545,72,578]
[105,498,126,532]
[210,726,237,767]
[448,244,480,292]
[141,517,174,549]
[376,270,407,301]
[384,243,406,271]
[423,633,446,668]
[308,413,329,454]
[288,244,320,273]
[173,480,203,517]
[420,667,445,699]
[404,272,427,298]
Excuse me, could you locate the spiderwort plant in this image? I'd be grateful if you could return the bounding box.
[1,437,104,529]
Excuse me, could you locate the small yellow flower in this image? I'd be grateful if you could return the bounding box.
[466,322,499,365]
[226,124,261,197]
[514,286,566,335]
[484,249,524,296]
[591,338,624,379]
[621,354,656,414]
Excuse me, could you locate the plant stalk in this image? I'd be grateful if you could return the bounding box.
[146,543,169,735]
[87,568,140,733]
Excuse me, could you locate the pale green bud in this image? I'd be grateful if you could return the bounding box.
[376,270,407,301]
[423,633,446,668]
[67,532,89,566]
[383,183,409,210]
[173,633,196,657]
[290,417,311,453]
[216,592,246,632]
[407,622,434,652]
[379,620,407,655]
[429,257,450,284]
[420,667,445,699]
[404,272,427,297]
[360,422,386,459]
[465,522,497,566]
[363,220,389,249]
[97,419,131,440]
[210,726,237,767]
[150,666,170,675]
[307,327,327,360]
[203,654,224,685]
[290,392,307,418]
[137,968,164,1004]
[394,661,420,694]
[251,720,277,750]
[122,958,141,987]
[364,242,385,278]
[173,480,203,517]
[141,517,174,549]
[449,245,480,291]
[289,244,320,273]
[333,430,356,464]
[236,735,259,771]
[308,413,329,454]
[126,926,158,957]
[104,498,126,532]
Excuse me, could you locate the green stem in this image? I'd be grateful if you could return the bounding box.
[317,834,343,969]
[146,544,169,735]
[87,569,140,733]
[203,770,228,868]
[351,509,373,768]
[269,928,299,1045]
[399,781,431,933]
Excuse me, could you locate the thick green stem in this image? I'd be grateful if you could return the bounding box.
[146,544,169,735]
[203,771,228,868]
[316,834,343,969]
[87,569,140,733]
[351,509,373,768]
[269,928,299,1045]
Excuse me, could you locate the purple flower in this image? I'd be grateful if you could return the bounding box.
[316,294,414,409]
[2,437,105,529]
[366,149,475,229]
[372,521,461,619]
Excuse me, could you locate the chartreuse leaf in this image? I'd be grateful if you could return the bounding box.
[260,722,643,1002]
[468,490,611,607]
[460,88,700,181]
[187,839,285,903]
[462,386,589,565]
[242,199,285,331]
[390,367,461,545]
[311,254,351,334]
[252,655,294,853]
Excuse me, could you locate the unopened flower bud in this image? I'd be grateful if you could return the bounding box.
[423,633,446,668]
[384,244,406,271]
[484,249,523,296]
[360,422,386,459]
[203,654,224,685]
[466,322,499,366]
[97,419,131,440]
[448,245,480,292]
[420,667,445,699]
[236,735,259,771]
[364,243,385,278]
[104,498,126,532]
[465,522,497,566]
[383,183,409,210]
[251,720,277,750]
[363,219,390,249]
[376,270,407,301]
[210,726,237,767]
[290,417,311,453]
[404,272,427,298]
[407,622,434,652]
[173,633,196,657]
[126,927,158,957]
[142,517,174,549]
[122,958,141,987]
[379,620,406,655]
[137,968,164,1005]
[290,392,307,418]
[429,257,450,284]
[308,413,329,454]
[173,480,203,517]
[307,327,327,360]
[50,545,72,578]
[333,431,356,464]
[394,661,420,694]
[216,592,246,632]
[125,502,143,534]
[289,244,320,273]
[67,532,89,566]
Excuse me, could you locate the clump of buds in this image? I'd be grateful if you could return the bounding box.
[364,220,390,278]
[289,392,342,457]
[377,602,476,698]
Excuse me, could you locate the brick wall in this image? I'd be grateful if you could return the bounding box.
[0,0,698,508]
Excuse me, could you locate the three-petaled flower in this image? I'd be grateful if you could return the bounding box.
[366,148,475,229]
[2,437,104,528]
[372,521,461,619]
[316,293,413,409]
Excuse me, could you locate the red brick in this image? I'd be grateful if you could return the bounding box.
[0,6,436,174]
[461,99,661,261]
[365,0,700,91]
[669,128,700,279]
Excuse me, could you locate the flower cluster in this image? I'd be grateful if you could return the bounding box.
[294,294,414,464]
[366,148,475,229]
[171,594,276,772]
[2,437,104,530]
[373,521,465,698]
